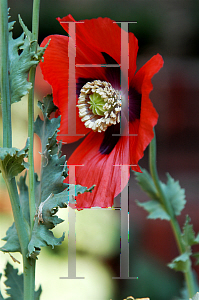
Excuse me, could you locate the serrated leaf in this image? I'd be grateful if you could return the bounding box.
[34,285,42,300]
[27,96,94,258]
[191,292,199,300]
[0,223,21,253]
[8,20,38,103]
[161,173,186,216]
[136,200,170,220]
[135,170,186,219]
[3,14,49,104]
[192,252,199,266]
[18,14,32,41]
[34,95,68,207]
[0,172,30,254]
[4,262,23,300]
[0,139,29,179]
[34,39,51,62]
[41,184,95,228]
[28,184,94,258]
[27,223,65,259]
[134,168,158,199]
[168,251,191,272]
[17,172,30,223]
[3,262,41,300]
[0,273,5,300]
[34,115,61,155]
[37,94,58,118]
[182,216,199,250]
[35,153,67,207]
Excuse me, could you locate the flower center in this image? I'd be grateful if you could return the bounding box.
[77,80,122,132]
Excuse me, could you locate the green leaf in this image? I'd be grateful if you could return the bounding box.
[191,292,199,300]
[0,138,29,179]
[8,18,38,104]
[181,216,199,249]
[135,170,186,219]
[17,172,30,223]
[41,185,95,229]
[136,199,170,220]
[0,223,21,253]
[134,168,158,199]
[37,94,58,118]
[2,262,42,300]
[192,252,199,265]
[0,274,5,300]
[161,173,186,216]
[0,14,49,104]
[168,251,191,272]
[28,179,94,259]
[28,223,65,259]
[34,97,61,155]
[0,172,30,254]
[34,40,51,62]
[34,285,42,300]
[18,14,32,41]
[27,95,94,258]
[4,262,23,300]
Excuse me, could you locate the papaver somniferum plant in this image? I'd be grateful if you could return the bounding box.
[1,1,199,299]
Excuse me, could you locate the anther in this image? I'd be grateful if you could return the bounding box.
[77,80,122,132]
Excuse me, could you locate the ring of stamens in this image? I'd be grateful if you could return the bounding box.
[77,80,122,132]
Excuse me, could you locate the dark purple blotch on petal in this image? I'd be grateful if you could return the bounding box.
[99,122,121,155]
[129,87,141,122]
[76,77,95,97]
[101,52,120,90]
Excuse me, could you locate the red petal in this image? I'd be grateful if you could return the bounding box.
[130,54,164,166]
[40,35,91,143]
[58,15,138,78]
[66,131,132,208]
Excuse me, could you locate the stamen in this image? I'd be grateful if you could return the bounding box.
[77,80,122,132]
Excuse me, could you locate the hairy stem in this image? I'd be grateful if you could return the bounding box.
[149,129,196,298]
[1,0,12,148]
[1,0,30,281]
[26,0,41,299]
[28,0,41,234]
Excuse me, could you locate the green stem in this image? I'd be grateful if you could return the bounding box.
[3,176,29,255]
[26,0,41,299]
[0,3,35,300]
[3,175,34,300]
[1,0,12,148]
[28,0,41,233]
[149,129,195,298]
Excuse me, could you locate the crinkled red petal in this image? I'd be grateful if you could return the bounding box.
[58,15,138,79]
[130,54,164,166]
[40,35,91,143]
[66,130,131,208]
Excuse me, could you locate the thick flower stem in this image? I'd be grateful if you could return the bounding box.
[2,175,33,300]
[149,129,196,298]
[1,0,12,148]
[26,0,41,299]
[28,0,41,234]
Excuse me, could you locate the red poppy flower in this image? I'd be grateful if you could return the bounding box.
[40,14,163,209]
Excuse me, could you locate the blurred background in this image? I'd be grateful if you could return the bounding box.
[0,0,199,299]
